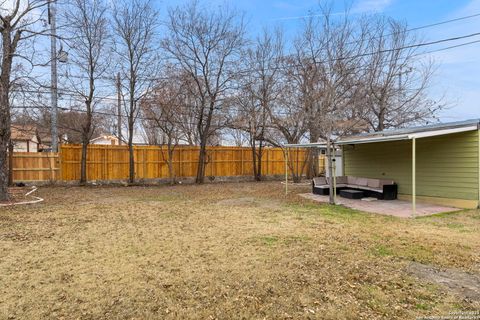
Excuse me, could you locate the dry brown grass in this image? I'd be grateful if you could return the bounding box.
[0,182,479,319]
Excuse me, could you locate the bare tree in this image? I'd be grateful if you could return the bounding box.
[0,0,50,200]
[141,68,187,184]
[163,0,245,183]
[112,0,159,184]
[266,62,309,183]
[362,16,441,131]
[234,28,283,181]
[292,5,368,184]
[63,0,110,184]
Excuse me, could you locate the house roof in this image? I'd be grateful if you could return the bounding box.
[285,119,480,148]
[90,135,119,143]
[10,124,38,141]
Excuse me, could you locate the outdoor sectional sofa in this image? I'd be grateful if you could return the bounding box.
[312,176,398,200]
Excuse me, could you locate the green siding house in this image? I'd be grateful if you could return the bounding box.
[288,119,480,209]
[343,129,479,208]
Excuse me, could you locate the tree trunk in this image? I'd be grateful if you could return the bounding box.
[255,142,264,181]
[80,141,88,185]
[79,116,91,185]
[376,104,386,131]
[306,148,319,179]
[8,141,13,186]
[0,138,9,201]
[285,147,303,183]
[167,143,176,185]
[0,30,14,201]
[306,127,320,178]
[251,138,259,181]
[195,140,207,184]
[196,103,213,184]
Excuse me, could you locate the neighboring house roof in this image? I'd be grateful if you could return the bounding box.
[11,125,38,142]
[285,119,480,147]
[11,124,68,147]
[90,135,120,144]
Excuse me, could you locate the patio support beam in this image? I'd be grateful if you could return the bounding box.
[285,148,288,196]
[333,148,337,204]
[478,127,480,208]
[412,137,416,216]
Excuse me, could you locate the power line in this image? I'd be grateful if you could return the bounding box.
[11,35,480,118]
[413,38,480,57]
[13,103,298,127]
[340,12,480,48]
[41,30,480,82]
[407,12,480,32]
[274,10,480,30]
[12,104,206,127]
[10,90,296,116]
[12,35,480,93]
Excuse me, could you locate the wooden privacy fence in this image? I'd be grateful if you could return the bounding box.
[11,144,311,182]
[10,152,60,182]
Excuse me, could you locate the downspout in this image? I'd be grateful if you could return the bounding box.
[412,137,416,217]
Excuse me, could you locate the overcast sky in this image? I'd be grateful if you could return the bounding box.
[157,0,480,122]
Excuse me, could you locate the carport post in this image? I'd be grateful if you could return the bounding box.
[285,148,288,195]
[412,137,416,216]
[332,146,337,204]
[478,127,480,208]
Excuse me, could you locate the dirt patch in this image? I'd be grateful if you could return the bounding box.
[407,262,480,301]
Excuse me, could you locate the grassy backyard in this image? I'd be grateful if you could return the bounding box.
[0,182,479,319]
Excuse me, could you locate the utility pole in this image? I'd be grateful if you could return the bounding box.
[116,72,122,145]
[49,0,58,152]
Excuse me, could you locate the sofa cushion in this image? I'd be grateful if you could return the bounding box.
[367,178,381,188]
[313,177,327,186]
[362,186,383,193]
[379,179,395,187]
[356,177,368,187]
[347,176,357,185]
[336,176,347,184]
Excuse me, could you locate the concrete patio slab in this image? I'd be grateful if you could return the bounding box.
[299,193,461,218]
